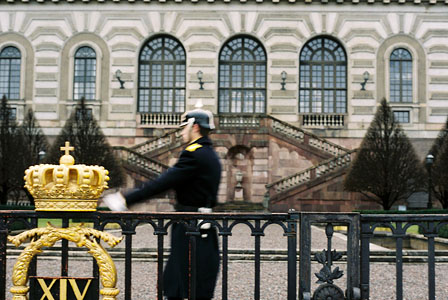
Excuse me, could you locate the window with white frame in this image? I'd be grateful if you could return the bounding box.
[138,36,186,113]
[0,46,21,100]
[218,36,267,114]
[390,48,412,103]
[299,37,347,113]
[73,46,97,100]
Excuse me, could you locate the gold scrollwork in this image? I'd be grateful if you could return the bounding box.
[8,223,123,300]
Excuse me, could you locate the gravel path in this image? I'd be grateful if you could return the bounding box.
[4,223,447,300]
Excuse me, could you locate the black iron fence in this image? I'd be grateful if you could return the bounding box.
[1,210,448,300]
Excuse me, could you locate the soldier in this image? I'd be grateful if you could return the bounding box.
[103,108,221,300]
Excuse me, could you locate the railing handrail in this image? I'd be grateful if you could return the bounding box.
[132,114,350,157]
[267,115,351,155]
[266,149,357,192]
[112,146,169,175]
[130,128,183,155]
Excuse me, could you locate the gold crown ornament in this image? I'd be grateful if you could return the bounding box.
[24,142,110,211]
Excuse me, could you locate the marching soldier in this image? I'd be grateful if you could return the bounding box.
[103,108,221,300]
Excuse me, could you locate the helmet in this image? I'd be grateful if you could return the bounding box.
[180,109,215,130]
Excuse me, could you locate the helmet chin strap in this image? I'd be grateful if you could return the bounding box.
[186,118,195,142]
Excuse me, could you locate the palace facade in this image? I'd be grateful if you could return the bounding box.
[1,0,447,211]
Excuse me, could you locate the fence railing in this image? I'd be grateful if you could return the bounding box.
[2,211,446,300]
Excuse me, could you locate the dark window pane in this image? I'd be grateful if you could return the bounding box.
[390,48,412,103]
[138,36,186,113]
[393,110,410,123]
[0,46,21,99]
[73,46,96,100]
[299,37,346,113]
[219,36,266,113]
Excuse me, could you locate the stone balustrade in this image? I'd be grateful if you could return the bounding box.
[131,129,182,155]
[268,116,349,156]
[267,150,356,195]
[218,114,261,128]
[271,118,305,142]
[308,137,347,156]
[113,147,167,175]
[300,113,345,127]
[139,113,181,128]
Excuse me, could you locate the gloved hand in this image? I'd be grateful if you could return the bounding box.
[102,192,128,211]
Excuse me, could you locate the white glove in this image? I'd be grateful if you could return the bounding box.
[198,207,212,238]
[102,192,128,211]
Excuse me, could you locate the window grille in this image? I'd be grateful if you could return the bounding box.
[0,46,21,100]
[218,36,266,114]
[393,110,410,123]
[138,36,186,113]
[390,48,412,103]
[73,47,96,100]
[299,37,347,113]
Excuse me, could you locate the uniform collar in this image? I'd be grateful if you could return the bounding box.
[188,136,212,146]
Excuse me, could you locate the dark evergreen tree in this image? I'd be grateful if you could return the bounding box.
[0,96,23,204]
[19,108,49,204]
[46,98,125,188]
[344,98,425,210]
[428,117,448,208]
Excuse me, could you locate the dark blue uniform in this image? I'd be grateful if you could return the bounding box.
[124,136,221,299]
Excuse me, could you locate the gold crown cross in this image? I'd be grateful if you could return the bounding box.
[59,141,75,165]
[60,141,74,155]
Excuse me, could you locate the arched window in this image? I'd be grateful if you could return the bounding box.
[299,37,347,113]
[0,46,21,100]
[390,48,412,103]
[138,36,186,113]
[218,36,266,114]
[73,46,96,100]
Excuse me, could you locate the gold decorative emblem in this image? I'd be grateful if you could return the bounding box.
[24,142,110,211]
[8,223,123,300]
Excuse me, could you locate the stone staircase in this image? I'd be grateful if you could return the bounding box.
[113,115,356,211]
[129,115,349,159]
[268,116,349,157]
[112,146,168,180]
[266,150,356,196]
[130,128,183,157]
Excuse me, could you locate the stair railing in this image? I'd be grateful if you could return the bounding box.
[131,128,183,156]
[268,116,350,156]
[113,146,168,176]
[266,150,357,196]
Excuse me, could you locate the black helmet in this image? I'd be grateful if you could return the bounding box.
[180,109,215,130]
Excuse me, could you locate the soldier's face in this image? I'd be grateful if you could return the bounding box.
[181,124,193,143]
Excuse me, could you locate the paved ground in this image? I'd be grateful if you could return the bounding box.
[4,223,447,300]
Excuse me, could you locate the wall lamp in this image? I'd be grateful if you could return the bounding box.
[281,71,287,90]
[360,71,369,91]
[197,70,204,90]
[115,69,125,89]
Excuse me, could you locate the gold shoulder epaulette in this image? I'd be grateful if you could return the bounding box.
[185,143,203,152]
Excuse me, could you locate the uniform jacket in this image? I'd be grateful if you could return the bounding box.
[124,136,222,298]
[124,136,222,210]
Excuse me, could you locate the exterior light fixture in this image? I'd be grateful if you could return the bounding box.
[115,69,125,89]
[360,71,369,91]
[281,71,287,90]
[38,150,46,162]
[426,153,434,209]
[197,70,204,90]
